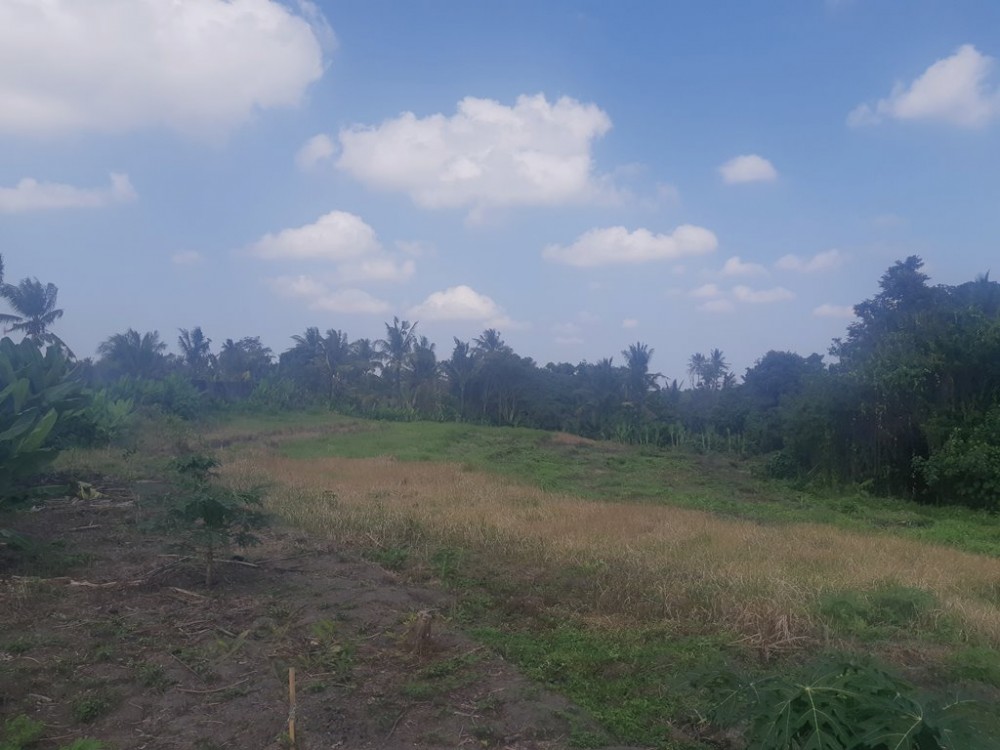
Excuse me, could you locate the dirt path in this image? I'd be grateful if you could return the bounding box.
[1,491,629,750]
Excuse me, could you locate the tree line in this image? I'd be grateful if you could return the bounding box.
[3,253,1000,510]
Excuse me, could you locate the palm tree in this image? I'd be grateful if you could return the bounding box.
[474,328,510,355]
[377,317,418,404]
[0,254,19,331]
[1,276,65,347]
[178,326,213,379]
[97,329,168,379]
[442,338,478,418]
[688,352,708,388]
[622,341,658,405]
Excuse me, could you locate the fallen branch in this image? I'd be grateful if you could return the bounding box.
[176,677,249,694]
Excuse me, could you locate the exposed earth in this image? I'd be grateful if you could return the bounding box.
[0,481,636,750]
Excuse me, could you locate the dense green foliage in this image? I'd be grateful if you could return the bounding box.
[705,658,998,749]
[0,337,86,503]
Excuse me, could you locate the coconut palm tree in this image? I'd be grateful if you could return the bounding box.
[178,326,214,379]
[97,329,168,379]
[1,275,67,350]
[622,341,659,405]
[377,317,418,404]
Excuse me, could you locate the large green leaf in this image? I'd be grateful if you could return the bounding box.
[20,408,57,452]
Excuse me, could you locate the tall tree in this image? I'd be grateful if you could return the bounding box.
[622,342,658,405]
[1,276,66,348]
[97,329,168,379]
[377,317,418,404]
[178,326,214,379]
[217,337,273,382]
[443,338,477,419]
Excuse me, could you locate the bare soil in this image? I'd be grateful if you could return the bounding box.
[0,481,624,750]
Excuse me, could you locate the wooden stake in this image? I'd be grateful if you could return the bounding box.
[288,667,297,747]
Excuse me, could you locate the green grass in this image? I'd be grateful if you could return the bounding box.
[274,415,1000,557]
[471,621,727,749]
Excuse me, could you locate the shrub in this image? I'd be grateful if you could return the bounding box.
[169,453,268,586]
[704,657,996,749]
[0,337,86,505]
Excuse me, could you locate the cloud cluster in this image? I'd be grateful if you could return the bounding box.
[254,211,415,315]
[543,225,717,267]
[849,45,1000,128]
[408,285,513,328]
[718,154,778,184]
[336,94,614,218]
[721,256,767,276]
[296,134,337,171]
[0,0,325,137]
[0,172,136,213]
[690,282,794,312]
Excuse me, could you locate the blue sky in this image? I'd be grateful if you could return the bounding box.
[2,0,1000,382]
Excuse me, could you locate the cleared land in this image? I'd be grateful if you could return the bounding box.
[5,412,999,749]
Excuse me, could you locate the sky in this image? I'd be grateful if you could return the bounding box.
[2,0,1000,383]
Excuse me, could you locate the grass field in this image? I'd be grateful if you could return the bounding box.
[179,412,1000,747]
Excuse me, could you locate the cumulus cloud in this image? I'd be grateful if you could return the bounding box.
[848,45,1000,128]
[732,285,795,304]
[296,134,336,170]
[171,250,203,266]
[775,249,844,273]
[250,211,381,262]
[543,225,717,268]
[336,94,614,218]
[408,285,513,327]
[721,256,768,276]
[719,154,778,184]
[0,0,324,137]
[813,303,855,319]
[0,172,136,213]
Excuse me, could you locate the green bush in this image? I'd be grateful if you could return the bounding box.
[109,375,203,420]
[0,337,86,504]
[705,657,997,749]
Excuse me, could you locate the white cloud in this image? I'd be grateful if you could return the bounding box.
[0,172,135,213]
[171,250,203,266]
[336,94,614,217]
[732,285,795,304]
[690,283,722,299]
[848,45,1000,128]
[0,0,324,137]
[311,289,390,315]
[719,154,778,184]
[775,249,845,273]
[335,258,415,284]
[621,318,638,329]
[296,134,336,170]
[543,224,717,267]
[813,303,856,319]
[409,285,516,328]
[269,275,390,315]
[699,299,736,314]
[721,255,767,276]
[250,211,381,261]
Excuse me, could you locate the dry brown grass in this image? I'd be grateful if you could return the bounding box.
[222,450,1000,649]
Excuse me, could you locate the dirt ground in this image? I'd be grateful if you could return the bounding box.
[0,481,636,750]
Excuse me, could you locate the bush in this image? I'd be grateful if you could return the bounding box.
[704,657,996,749]
[168,453,268,586]
[0,338,86,504]
[109,375,203,420]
